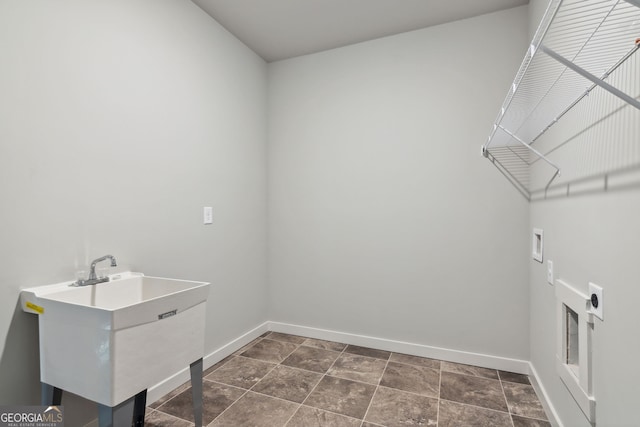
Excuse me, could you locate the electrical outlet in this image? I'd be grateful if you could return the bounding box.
[203,207,213,225]
[589,282,603,320]
[547,260,554,285]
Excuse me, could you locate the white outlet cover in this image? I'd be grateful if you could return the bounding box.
[589,282,603,320]
[547,260,554,285]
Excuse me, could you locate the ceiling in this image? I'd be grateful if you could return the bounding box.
[192,0,529,62]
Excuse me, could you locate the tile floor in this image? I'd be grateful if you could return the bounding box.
[146,332,551,427]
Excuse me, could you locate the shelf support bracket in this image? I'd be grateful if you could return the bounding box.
[540,45,640,111]
[496,125,561,173]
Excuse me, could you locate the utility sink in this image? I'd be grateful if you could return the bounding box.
[21,272,210,407]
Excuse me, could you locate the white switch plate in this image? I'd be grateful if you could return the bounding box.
[203,207,213,225]
[547,260,554,285]
[589,282,603,320]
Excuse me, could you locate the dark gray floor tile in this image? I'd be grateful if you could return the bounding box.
[205,356,275,389]
[344,345,390,360]
[389,352,440,370]
[364,386,438,427]
[438,400,512,427]
[148,381,190,409]
[286,405,361,427]
[241,338,298,363]
[233,339,262,355]
[379,361,439,397]
[266,332,307,344]
[252,365,322,403]
[327,353,387,384]
[145,409,194,427]
[304,375,376,419]
[156,381,244,425]
[512,415,553,427]
[303,338,348,352]
[441,361,499,379]
[499,370,531,385]
[282,345,341,373]
[440,371,508,412]
[210,391,298,427]
[503,382,548,420]
[202,356,233,377]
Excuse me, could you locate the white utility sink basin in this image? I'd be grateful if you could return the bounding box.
[21,272,210,407]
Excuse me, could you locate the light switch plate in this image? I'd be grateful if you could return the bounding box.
[547,260,554,285]
[203,207,213,225]
[589,282,603,320]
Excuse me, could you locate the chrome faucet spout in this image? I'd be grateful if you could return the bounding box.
[74,255,118,286]
[88,255,117,280]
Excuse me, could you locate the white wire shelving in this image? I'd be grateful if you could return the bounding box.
[482,0,640,200]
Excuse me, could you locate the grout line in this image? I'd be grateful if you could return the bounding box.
[232,337,263,356]
[386,358,441,371]
[501,379,533,386]
[300,342,348,407]
[205,379,247,393]
[511,413,552,423]
[358,351,390,427]
[282,337,347,427]
[250,335,305,427]
[151,382,192,412]
[441,368,502,384]
[150,408,196,426]
[301,338,349,352]
[283,402,369,426]
[282,404,301,426]
[298,403,364,423]
[373,384,438,401]
[202,333,306,426]
[498,376,516,427]
[207,336,299,424]
[440,398,514,417]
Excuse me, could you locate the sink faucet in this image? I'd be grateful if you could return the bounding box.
[75,255,117,286]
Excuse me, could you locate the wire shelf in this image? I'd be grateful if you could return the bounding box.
[483,0,640,200]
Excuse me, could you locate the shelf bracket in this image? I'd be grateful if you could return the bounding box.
[496,125,561,173]
[625,0,640,8]
[540,45,640,112]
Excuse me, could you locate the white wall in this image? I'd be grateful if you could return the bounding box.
[0,0,268,423]
[268,7,530,360]
[528,1,640,426]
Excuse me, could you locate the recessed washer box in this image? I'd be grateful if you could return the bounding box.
[532,228,544,262]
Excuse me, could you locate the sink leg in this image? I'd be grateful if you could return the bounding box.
[190,358,203,427]
[98,396,135,427]
[133,390,147,426]
[41,383,63,406]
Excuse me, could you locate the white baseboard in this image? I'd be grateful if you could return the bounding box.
[268,321,530,374]
[528,362,563,427]
[146,321,269,405]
